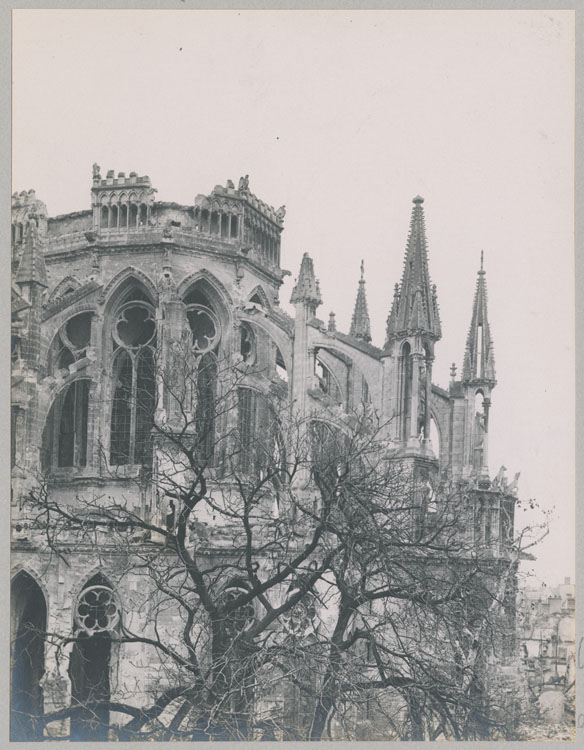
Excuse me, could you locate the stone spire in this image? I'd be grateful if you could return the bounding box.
[462,251,496,383]
[290,252,322,314]
[15,221,48,289]
[349,260,372,342]
[385,196,441,344]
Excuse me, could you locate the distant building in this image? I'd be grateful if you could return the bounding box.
[517,577,575,723]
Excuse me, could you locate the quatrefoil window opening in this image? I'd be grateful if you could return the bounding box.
[186,304,221,354]
[113,302,156,349]
[75,585,120,635]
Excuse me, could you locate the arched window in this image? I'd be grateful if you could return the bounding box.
[238,388,284,480]
[42,379,90,471]
[100,205,109,227]
[473,391,486,471]
[139,204,147,226]
[399,342,412,441]
[109,293,157,466]
[310,421,348,488]
[194,352,217,463]
[10,572,47,741]
[119,204,128,228]
[69,575,120,741]
[129,203,138,227]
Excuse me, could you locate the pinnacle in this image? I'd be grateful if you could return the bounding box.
[15,222,48,289]
[385,197,441,343]
[350,260,371,342]
[461,254,496,383]
[290,252,322,309]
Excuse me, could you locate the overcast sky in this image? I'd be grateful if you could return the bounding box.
[12,9,575,582]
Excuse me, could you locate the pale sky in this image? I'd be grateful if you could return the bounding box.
[12,9,575,582]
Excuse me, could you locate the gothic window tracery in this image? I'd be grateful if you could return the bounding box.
[70,575,119,741]
[109,291,157,467]
[238,388,285,480]
[183,287,223,460]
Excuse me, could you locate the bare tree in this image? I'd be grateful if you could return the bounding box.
[13,344,546,741]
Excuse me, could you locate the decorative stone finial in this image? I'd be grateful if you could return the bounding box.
[413,195,424,204]
[328,311,337,332]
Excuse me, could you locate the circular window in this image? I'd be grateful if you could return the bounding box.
[114,302,156,348]
[186,304,221,353]
[75,585,120,635]
[63,313,92,351]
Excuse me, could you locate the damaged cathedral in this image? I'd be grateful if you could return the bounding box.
[11,166,522,741]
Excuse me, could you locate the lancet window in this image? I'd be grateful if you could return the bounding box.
[69,575,120,741]
[109,289,157,467]
[237,387,285,479]
[184,287,223,461]
[42,379,90,470]
[10,572,47,741]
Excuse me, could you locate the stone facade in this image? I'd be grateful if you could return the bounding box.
[11,167,520,739]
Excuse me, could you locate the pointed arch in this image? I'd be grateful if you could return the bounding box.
[11,570,47,740]
[70,569,117,611]
[247,284,271,310]
[69,572,120,741]
[48,276,82,305]
[98,266,159,306]
[178,269,233,314]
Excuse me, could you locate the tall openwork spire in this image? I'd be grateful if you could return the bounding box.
[385,196,441,344]
[15,221,48,289]
[290,252,322,314]
[349,260,371,342]
[462,252,496,383]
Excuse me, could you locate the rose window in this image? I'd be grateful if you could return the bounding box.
[114,302,156,348]
[186,305,221,353]
[75,586,120,635]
